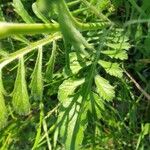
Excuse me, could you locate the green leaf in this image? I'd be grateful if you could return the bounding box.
[56,0,91,57]
[0,91,7,130]
[0,70,7,95]
[32,102,44,149]
[142,123,150,136]
[69,52,91,74]
[101,49,128,60]
[0,49,9,59]
[98,60,123,78]
[95,75,115,101]
[106,42,130,50]
[58,78,85,103]
[136,123,150,150]
[106,35,129,43]
[32,2,50,23]
[57,96,88,150]
[12,35,30,45]
[12,57,30,115]
[70,52,82,74]
[45,41,57,81]
[89,92,105,119]
[56,78,88,149]
[30,46,43,101]
[13,0,34,23]
[0,6,5,21]
[0,70,7,129]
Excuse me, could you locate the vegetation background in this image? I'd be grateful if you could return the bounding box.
[0,0,150,149]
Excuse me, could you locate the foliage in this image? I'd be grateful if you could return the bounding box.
[0,0,150,149]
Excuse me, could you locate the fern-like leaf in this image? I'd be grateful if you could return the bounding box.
[12,57,30,115]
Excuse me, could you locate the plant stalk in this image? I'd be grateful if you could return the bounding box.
[0,23,59,38]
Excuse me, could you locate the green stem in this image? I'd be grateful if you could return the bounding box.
[0,22,109,39]
[0,23,60,38]
[56,0,111,30]
[0,0,111,39]
[0,20,110,39]
[78,21,111,31]
[67,0,81,7]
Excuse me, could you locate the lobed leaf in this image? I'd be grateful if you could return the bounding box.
[95,75,115,101]
[58,78,85,103]
[101,49,128,60]
[69,52,91,74]
[98,60,123,78]
[106,42,130,50]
